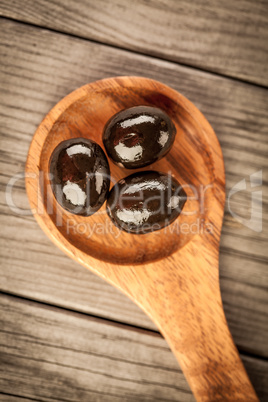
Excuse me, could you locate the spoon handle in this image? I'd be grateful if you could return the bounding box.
[159,288,258,401]
[126,238,259,401]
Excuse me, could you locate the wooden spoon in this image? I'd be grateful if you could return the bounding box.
[25,77,258,401]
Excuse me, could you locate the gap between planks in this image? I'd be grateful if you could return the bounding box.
[1,291,267,364]
[0,15,267,91]
[0,292,267,401]
[0,0,267,86]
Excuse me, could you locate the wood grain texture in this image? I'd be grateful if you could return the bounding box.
[0,19,267,360]
[1,294,267,401]
[0,294,193,402]
[0,0,267,86]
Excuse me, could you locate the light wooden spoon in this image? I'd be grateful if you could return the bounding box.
[25,76,258,401]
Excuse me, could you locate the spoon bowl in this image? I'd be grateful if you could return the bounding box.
[26,77,258,401]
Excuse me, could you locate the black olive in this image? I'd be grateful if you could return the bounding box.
[49,138,110,216]
[107,171,187,234]
[103,106,176,169]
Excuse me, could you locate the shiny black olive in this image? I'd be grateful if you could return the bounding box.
[49,138,110,216]
[103,106,176,169]
[107,171,187,234]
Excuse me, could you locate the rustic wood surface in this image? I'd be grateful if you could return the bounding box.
[0,1,268,400]
[1,294,268,401]
[0,0,267,86]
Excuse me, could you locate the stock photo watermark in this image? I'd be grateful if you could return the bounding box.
[6,170,263,237]
[228,170,262,233]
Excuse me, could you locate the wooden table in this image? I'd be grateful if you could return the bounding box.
[0,1,267,400]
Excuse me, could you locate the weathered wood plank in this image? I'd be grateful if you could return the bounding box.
[0,294,194,401]
[0,0,267,86]
[0,19,267,357]
[1,294,268,401]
